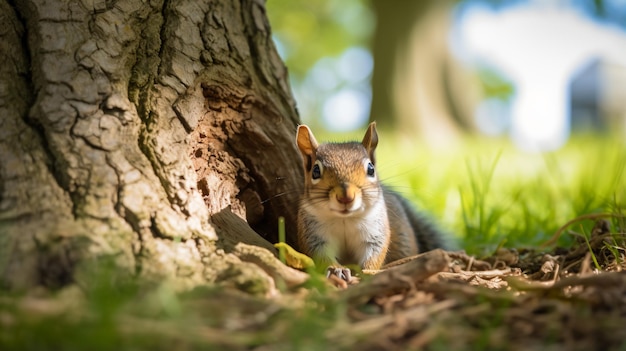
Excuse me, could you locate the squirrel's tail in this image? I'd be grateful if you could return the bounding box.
[384,186,453,252]
[402,197,451,252]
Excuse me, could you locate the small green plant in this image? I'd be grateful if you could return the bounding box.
[277,216,287,264]
[459,151,507,253]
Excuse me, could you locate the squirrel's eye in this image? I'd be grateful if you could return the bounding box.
[312,165,321,179]
[312,163,322,180]
[366,162,375,177]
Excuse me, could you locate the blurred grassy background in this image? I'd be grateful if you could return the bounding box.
[376,134,625,254]
[310,129,625,255]
[267,0,626,254]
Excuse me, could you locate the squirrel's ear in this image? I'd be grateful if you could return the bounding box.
[296,125,319,171]
[296,125,319,156]
[362,122,378,164]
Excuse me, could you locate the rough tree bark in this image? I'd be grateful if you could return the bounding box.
[0,0,302,292]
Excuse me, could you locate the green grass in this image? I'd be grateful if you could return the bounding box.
[371,132,626,255]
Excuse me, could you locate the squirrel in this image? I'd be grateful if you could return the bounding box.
[295,122,447,280]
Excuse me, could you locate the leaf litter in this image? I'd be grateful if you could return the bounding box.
[1,220,625,351]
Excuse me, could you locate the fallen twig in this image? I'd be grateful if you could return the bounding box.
[343,249,450,303]
[506,271,626,292]
[542,213,623,248]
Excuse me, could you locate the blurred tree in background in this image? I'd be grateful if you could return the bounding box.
[267,0,487,141]
[267,0,626,147]
[369,0,479,146]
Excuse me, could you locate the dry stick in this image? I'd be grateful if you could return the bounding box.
[326,299,457,348]
[437,268,515,281]
[542,213,624,248]
[447,251,492,270]
[423,280,518,302]
[342,249,450,304]
[466,255,475,271]
[506,271,626,291]
[437,271,512,290]
[552,271,626,289]
[551,262,561,285]
[233,243,309,289]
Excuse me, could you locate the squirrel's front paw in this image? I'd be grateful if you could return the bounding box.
[326,266,351,281]
[326,266,358,287]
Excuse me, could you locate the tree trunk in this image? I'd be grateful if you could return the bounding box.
[0,0,302,292]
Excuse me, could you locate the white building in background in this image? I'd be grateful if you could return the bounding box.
[570,59,626,135]
[453,2,626,151]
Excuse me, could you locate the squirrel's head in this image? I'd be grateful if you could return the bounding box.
[295,122,382,217]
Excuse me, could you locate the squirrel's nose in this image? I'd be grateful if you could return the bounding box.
[336,184,355,204]
[336,194,354,204]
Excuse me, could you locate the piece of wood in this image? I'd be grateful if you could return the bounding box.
[232,243,309,289]
[343,249,450,302]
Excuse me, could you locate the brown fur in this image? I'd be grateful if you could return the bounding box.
[296,122,446,271]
